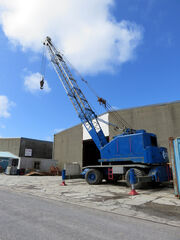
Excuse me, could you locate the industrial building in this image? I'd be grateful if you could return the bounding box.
[54,101,180,172]
[0,137,56,173]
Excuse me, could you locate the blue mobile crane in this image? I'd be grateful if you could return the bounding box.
[43,36,171,188]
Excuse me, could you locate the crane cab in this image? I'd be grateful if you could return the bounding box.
[99,130,168,165]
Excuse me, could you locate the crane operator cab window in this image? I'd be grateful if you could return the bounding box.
[150,136,158,147]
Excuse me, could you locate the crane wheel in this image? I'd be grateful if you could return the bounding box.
[85,169,102,185]
[125,168,145,189]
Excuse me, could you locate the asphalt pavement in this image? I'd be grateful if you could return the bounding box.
[0,189,180,240]
[0,176,180,227]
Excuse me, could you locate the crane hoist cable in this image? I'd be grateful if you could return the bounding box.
[40,40,133,133]
[40,44,103,122]
[63,61,133,131]
[60,53,100,99]
[40,44,47,89]
[61,58,131,131]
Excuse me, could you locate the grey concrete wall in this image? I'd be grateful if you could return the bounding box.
[0,138,21,156]
[54,124,83,170]
[19,138,53,159]
[64,163,81,176]
[109,101,180,152]
[20,157,57,172]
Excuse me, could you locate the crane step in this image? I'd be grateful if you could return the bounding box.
[108,167,113,180]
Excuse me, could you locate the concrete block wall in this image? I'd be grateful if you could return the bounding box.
[0,138,21,156]
[109,102,180,151]
[64,163,81,176]
[19,138,53,159]
[20,157,57,172]
[54,101,180,170]
[54,124,83,170]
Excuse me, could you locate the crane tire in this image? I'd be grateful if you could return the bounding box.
[85,169,102,185]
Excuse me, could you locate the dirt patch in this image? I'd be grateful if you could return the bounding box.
[60,191,77,195]
[19,185,41,190]
[91,190,129,202]
[133,202,180,221]
[94,195,128,202]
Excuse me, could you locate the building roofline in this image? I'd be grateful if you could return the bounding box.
[0,137,21,140]
[20,137,53,143]
[112,100,180,113]
[0,151,20,159]
[54,100,180,135]
[0,137,52,143]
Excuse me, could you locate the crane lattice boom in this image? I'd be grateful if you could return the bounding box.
[43,36,107,150]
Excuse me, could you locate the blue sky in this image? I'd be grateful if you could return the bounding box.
[0,0,179,141]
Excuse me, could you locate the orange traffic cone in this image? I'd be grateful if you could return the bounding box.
[129,183,138,195]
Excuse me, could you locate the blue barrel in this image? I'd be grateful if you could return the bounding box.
[62,169,66,181]
[129,168,136,185]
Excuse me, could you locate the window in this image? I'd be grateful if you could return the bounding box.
[12,159,18,166]
[151,136,157,147]
[34,161,40,170]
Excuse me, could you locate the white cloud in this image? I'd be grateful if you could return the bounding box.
[0,95,14,118]
[0,124,6,129]
[0,0,143,74]
[24,72,51,93]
